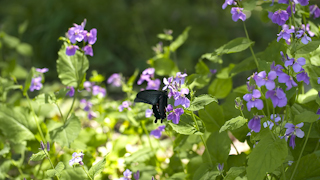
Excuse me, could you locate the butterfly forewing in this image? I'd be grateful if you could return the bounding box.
[134,90,163,105]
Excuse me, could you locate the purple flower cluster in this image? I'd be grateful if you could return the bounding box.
[107,73,122,87]
[80,99,97,120]
[221,0,246,22]
[83,81,107,97]
[65,19,97,56]
[284,123,305,149]
[118,101,132,112]
[150,125,165,139]
[137,68,161,90]
[29,68,49,92]
[69,152,84,166]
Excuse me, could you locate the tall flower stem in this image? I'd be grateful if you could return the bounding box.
[42,150,60,180]
[81,166,93,180]
[243,21,259,71]
[289,122,313,180]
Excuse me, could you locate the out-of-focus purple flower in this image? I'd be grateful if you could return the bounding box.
[271,114,281,124]
[36,68,49,73]
[246,81,255,92]
[318,77,320,84]
[47,142,50,152]
[248,115,263,133]
[174,88,190,108]
[167,104,184,124]
[243,89,264,111]
[317,108,320,119]
[310,5,320,19]
[150,125,166,139]
[66,86,75,97]
[271,10,289,26]
[278,73,297,90]
[122,169,132,180]
[145,109,153,118]
[174,72,188,85]
[30,76,43,92]
[84,28,97,45]
[285,57,306,73]
[277,25,295,44]
[217,163,224,172]
[255,71,277,90]
[278,0,289,4]
[133,170,140,180]
[294,0,309,6]
[67,19,86,44]
[88,111,97,120]
[222,0,235,9]
[83,45,93,56]
[39,141,45,150]
[142,68,155,76]
[268,11,274,20]
[107,73,122,87]
[210,69,217,74]
[288,161,294,166]
[146,79,161,90]
[69,152,84,166]
[66,45,79,56]
[286,4,296,17]
[231,7,246,22]
[152,42,163,54]
[263,121,274,130]
[266,88,287,108]
[296,70,310,85]
[92,85,106,97]
[83,81,94,92]
[284,122,305,149]
[80,99,92,111]
[119,101,131,112]
[137,68,155,85]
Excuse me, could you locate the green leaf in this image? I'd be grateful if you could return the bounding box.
[2,32,20,48]
[153,58,177,76]
[169,113,203,135]
[304,65,320,91]
[186,73,210,90]
[60,167,87,180]
[29,151,46,163]
[216,63,235,79]
[247,133,288,180]
[295,40,320,54]
[16,43,33,57]
[46,162,65,177]
[88,156,107,179]
[230,53,261,75]
[0,160,11,179]
[167,172,187,180]
[56,45,89,87]
[294,111,319,124]
[49,114,81,148]
[195,60,210,75]
[225,167,246,180]
[198,102,225,132]
[23,67,35,95]
[285,151,320,179]
[203,131,231,164]
[208,78,232,99]
[219,116,247,133]
[0,106,34,142]
[296,88,319,104]
[215,37,254,55]
[157,33,173,41]
[125,148,154,164]
[170,27,191,52]
[243,0,256,11]
[201,53,223,63]
[35,93,57,104]
[123,69,138,93]
[193,163,219,180]
[188,94,217,111]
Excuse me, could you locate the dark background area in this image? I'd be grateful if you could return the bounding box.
[1,0,317,83]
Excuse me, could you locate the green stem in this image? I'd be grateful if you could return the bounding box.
[191,112,213,168]
[290,0,296,28]
[281,164,287,180]
[230,140,240,155]
[81,166,93,180]
[26,93,46,143]
[65,90,78,121]
[55,103,65,123]
[43,150,60,180]
[243,21,259,70]
[289,123,313,180]
[314,140,320,152]
[141,121,155,152]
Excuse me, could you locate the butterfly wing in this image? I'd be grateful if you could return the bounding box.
[134,90,163,105]
[158,91,168,120]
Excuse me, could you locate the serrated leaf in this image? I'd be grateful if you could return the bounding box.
[29,151,46,163]
[169,113,203,135]
[49,114,81,148]
[56,45,89,87]
[225,167,246,180]
[46,162,65,177]
[219,116,247,133]
[208,78,232,99]
[35,93,57,104]
[188,94,217,111]
[89,156,107,179]
[170,27,191,52]
[247,133,288,180]
[215,37,254,55]
[198,102,225,132]
[295,40,320,54]
[203,131,231,164]
[60,167,87,180]
[294,111,319,124]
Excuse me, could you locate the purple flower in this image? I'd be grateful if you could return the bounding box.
[231,7,246,22]
[80,99,92,111]
[133,171,140,180]
[67,19,86,43]
[30,77,43,92]
[174,72,188,85]
[145,109,153,118]
[296,24,314,44]
[271,114,281,124]
[263,121,274,130]
[278,0,289,4]
[278,73,297,90]
[317,108,320,119]
[266,88,287,108]
[285,57,306,73]
[243,89,264,111]
[284,122,305,149]
[150,125,166,139]
[146,79,161,90]
[255,71,277,90]
[174,88,190,108]
[246,81,255,92]
[222,0,235,9]
[270,62,285,76]
[107,73,122,87]
[217,163,224,172]
[83,45,93,56]
[92,85,106,97]
[66,45,79,56]
[162,77,174,91]
[119,101,131,112]
[248,115,263,133]
[210,69,217,74]
[277,25,295,44]
[286,4,296,17]
[318,77,320,84]
[296,70,310,85]
[36,68,49,73]
[167,104,184,124]
[88,111,97,120]
[310,5,320,19]
[271,10,289,26]
[66,86,75,97]
[69,152,84,166]
[121,169,132,180]
[137,68,155,85]
[294,0,309,6]
[84,28,97,45]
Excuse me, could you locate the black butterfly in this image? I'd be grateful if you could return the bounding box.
[134,90,168,123]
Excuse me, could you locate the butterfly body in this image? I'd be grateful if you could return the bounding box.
[134,90,168,123]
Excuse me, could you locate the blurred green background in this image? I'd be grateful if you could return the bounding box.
[0,0,301,82]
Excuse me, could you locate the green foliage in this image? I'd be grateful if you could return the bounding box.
[46,162,65,178]
[188,94,217,111]
[88,156,107,179]
[219,116,247,133]
[29,151,46,162]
